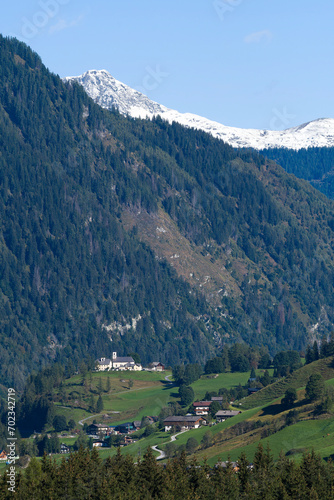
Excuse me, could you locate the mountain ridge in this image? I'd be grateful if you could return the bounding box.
[65,69,334,151]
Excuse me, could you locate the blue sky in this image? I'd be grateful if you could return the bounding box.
[1,0,333,129]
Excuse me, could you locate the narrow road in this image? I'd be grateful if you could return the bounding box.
[170,429,188,442]
[78,411,120,426]
[151,429,189,460]
[151,445,166,460]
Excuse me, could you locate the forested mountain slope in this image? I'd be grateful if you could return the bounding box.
[68,70,334,201]
[261,147,334,199]
[1,36,334,387]
[0,37,213,387]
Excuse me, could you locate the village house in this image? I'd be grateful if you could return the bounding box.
[123,436,137,445]
[216,461,239,471]
[163,415,204,432]
[215,410,241,422]
[193,401,213,415]
[133,416,157,430]
[0,451,7,461]
[248,387,261,394]
[96,357,112,371]
[86,423,111,436]
[92,440,108,448]
[149,362,165,371]
[133,420,142,430]
[115,422,136,434]
[60,443,70,454]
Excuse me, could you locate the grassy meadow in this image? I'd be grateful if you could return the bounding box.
[14,357,334,466]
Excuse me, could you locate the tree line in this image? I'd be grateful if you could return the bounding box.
[1,445,334,499]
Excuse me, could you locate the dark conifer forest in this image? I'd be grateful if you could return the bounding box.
[1,35,334,388]
[261,146,334,199]
[1,445,334,499]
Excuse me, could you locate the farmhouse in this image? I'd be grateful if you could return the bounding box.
[248,387,261,394]
[92,441,108,448]
[216,461,239,471]
[163,416,203,432]
[86,423,111,436]
[149,362,165,371]
[0,451,7,461]
[215,410,241,422]
[133,420,142,430]
[115,422,135,434]
[96,357,112,371]
[123,436,137,445]
[193,401,213,415]
[60,443,70,454]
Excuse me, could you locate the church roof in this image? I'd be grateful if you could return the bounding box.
[114,357,134,363]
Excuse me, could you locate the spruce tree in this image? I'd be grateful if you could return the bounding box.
[237,451,250,492]
[96,395,104,413]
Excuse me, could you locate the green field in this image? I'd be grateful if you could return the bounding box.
[100,384,176,424]
[193,417,334,465]
[54,368,263,426]
[241,356,334,409]
[192,372,250,400]
[16,358,334,467]
[53,370,175,426]
[64,370,168,387]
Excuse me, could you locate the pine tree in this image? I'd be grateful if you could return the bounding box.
[305,374,325,401]
[97,377,103,394]
[305,345,314,364]
[312,341,319,361]
[250,366,256,379]
[96,395,104,413]
[137,447,166,498]
[165,452,192,498]
[222,458,240,499]
[237,451,250,492]
[282,388,297,407]
[106,376,111,393]
[88,395,95,413]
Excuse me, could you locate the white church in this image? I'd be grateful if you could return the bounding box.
[95,352,142,371]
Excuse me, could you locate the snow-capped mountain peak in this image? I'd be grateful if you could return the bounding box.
[64,70,334,151]
[64,69,167,118]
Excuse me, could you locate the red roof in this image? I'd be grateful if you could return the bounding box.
[193,401,212,407]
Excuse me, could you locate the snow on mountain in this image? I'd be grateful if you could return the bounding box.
[64,70,334,151]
